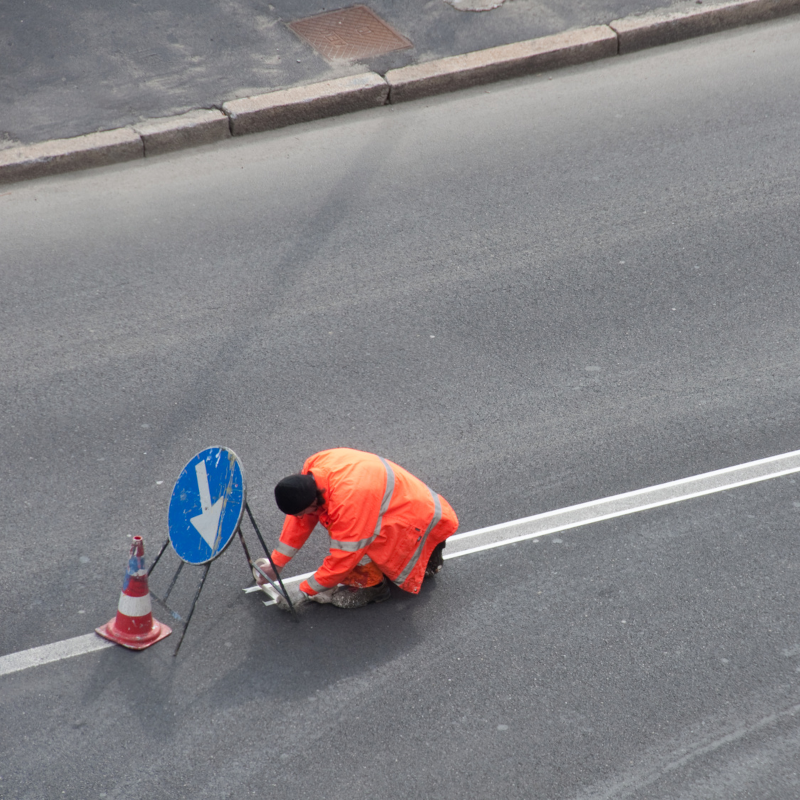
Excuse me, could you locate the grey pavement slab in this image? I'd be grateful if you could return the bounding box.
[0,0,749,146]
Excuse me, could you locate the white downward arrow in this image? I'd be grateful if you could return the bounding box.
[190,460,224,550]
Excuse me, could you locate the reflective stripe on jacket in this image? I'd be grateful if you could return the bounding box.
[270,448,458,596]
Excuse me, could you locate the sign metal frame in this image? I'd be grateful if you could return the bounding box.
[148,448,298,655]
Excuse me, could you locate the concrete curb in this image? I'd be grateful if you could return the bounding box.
[223,73,389,135]
[610,0,800,52]
[133,108,230,156]
[1,0,797,185]
[0,128,142,184]
[385,26,618,103]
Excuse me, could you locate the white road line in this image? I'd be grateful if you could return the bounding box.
[0,633,115,677]
[243,571,314,592]
[244,571,314,606]
[5,448,800,675]
[443,447,800,559]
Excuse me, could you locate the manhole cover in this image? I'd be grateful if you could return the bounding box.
[288,5,412,62]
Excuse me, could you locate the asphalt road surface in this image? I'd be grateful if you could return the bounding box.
[2,16,800,800]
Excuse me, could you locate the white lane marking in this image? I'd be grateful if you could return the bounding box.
[5,448,800,674]
[0,633,115,677]
[443,448,800,559]
[243,571,315,606]
[243,571,314,593]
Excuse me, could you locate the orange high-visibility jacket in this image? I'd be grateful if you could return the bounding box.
[270,448,458,596]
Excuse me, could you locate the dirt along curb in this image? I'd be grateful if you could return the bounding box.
[1,0,797,185]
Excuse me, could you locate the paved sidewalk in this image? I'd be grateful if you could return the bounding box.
[2,0,705,147]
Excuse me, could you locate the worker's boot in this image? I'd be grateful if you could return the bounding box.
[331,577,391,609]
[424,542,445,579]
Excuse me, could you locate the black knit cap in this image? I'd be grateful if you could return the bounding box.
[274,473,318,515]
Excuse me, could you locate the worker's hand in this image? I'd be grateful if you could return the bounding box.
[252,557,278,587]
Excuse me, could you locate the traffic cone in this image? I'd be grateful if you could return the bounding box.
[96,535,171,650]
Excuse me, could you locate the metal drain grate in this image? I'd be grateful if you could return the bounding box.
[288,5,412,62]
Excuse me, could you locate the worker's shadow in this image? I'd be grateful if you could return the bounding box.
[207,579,440,705]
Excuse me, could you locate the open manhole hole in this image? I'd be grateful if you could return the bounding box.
[288,5,412,62]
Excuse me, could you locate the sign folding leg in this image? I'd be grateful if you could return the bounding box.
[148,539,215,656]
[147,501,299,656]
[238,502,299,620]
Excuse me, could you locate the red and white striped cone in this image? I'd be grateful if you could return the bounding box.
[96,535,171,650]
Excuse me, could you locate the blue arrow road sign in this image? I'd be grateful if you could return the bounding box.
[168,447,246,565]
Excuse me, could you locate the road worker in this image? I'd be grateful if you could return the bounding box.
[254,448,458,609]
